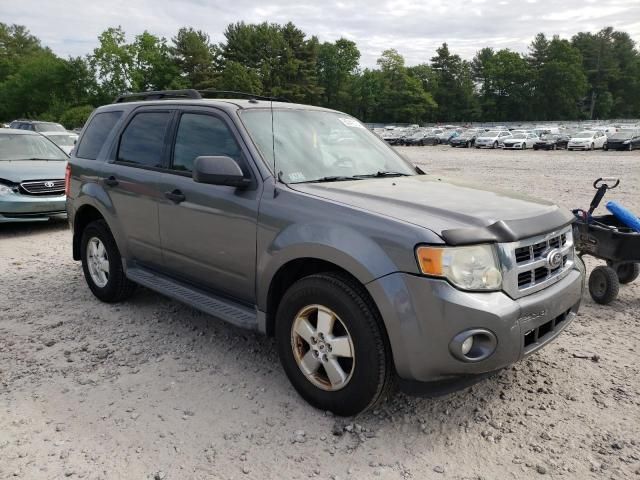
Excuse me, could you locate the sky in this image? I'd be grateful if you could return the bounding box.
[2,0,640,66]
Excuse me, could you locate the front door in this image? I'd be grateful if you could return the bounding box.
[157,109,260,304]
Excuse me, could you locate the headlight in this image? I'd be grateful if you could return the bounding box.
[416,244,502,291]
[623,140,630,144]
[0,185,15,196]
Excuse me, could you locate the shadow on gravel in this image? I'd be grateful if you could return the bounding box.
[0,218,69,238]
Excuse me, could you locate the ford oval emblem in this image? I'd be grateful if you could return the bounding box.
[547,249,563,269]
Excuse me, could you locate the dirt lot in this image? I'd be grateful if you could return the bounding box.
[1,147,639,480]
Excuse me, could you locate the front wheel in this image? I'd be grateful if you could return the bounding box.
[588,266,619,305]
[604,144,608,151]
[81,220,136,303]
[590,143,595,151]
[275,273,394,416]
[493,141,498,149]
[628,143,633,152]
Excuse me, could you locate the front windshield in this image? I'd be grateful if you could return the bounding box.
[484,131,501,137]
[241,109,416,183]
[510,133,526,139]
[34,122,66,133]
[48,134,77,147]
[0,134,68,160]
[540,134,558,140]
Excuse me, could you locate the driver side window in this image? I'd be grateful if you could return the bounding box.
[172,113,243,173]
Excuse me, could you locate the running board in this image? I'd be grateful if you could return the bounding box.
[126,267,258,330]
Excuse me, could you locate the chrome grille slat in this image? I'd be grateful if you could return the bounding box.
[19,180,65,196]
[498,226,574,299]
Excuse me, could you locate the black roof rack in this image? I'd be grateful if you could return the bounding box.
[113,89,202,103]
[198,90,290,103]
[112,89,290,104]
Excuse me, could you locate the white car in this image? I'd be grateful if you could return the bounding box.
[474,130,512,149]
[502,132,539,150]
[567,131,607,151]
[40,131,78,155]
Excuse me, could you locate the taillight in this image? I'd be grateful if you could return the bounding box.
[64,163,71,196]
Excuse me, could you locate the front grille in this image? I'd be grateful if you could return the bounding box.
[524,308,571,352]
[19,180,65,196]
[500,226,574,299]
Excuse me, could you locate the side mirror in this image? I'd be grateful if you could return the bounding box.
[192,156,251,188]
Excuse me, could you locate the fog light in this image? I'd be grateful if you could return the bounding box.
[461,336,474,355]
[449,328,497,362]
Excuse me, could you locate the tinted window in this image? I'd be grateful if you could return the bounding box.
[118,112,171,167]
[76,111,122,160]
[172,113,242,172]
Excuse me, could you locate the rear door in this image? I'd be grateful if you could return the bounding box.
[101,108,174,269]
[156,108,260,303]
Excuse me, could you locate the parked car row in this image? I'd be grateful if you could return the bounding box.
[375,123,640,152]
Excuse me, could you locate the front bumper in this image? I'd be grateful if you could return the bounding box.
[0,194,67,223]
[503,144,523,150]
[367,267,583,384]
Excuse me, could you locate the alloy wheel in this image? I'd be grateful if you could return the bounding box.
[87,237,109,288]
[291,304,355,391]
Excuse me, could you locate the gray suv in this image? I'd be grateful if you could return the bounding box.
[66,90,584,416]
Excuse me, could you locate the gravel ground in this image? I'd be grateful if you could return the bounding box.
[1,147,639,480]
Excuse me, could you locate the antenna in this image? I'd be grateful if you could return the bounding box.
[271,97,277,183]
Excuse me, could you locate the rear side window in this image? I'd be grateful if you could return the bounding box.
[172,113,242,172]
[118,112,172,167]
[76,111,122,160]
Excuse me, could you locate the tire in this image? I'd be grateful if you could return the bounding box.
[81,219,137,303]
[603,144,608,151]
[613,263,640,284]
[466,141,471,148]
[590,143,595,151]
[493,141,498,149]
[628,143,633,152]
[475,146,481,149]
[275,272,394,416]
[588,266,619,305]
[553,144,557,151]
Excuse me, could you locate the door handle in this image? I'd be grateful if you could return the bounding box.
[104,176,118,187]
[165,189,186,203]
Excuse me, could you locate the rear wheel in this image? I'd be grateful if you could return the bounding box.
[493,141,498,149]
[588,266,619,305]
[275,273,394,416]
[81,220,136,303]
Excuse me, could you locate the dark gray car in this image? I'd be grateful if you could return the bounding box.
[66,91,584,415]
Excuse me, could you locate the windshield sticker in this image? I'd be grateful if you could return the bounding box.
[339,118,365,129]
[288,172,306,182]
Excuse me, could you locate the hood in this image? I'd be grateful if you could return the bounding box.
[0,160,67,184]
[290,175,574,245]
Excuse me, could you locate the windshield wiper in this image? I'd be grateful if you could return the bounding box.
[354,171,411,178]
[294,175,364,184]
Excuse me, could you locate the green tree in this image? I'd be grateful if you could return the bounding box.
[59,105,95,129]
[89,26,134,99]
[170,27,218,88]
[481,49,532,121]
[317,38,360,111]
[221,21,322,102]
[430,43,477,121]
[531,37,587,120]
[0,23,44,82]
